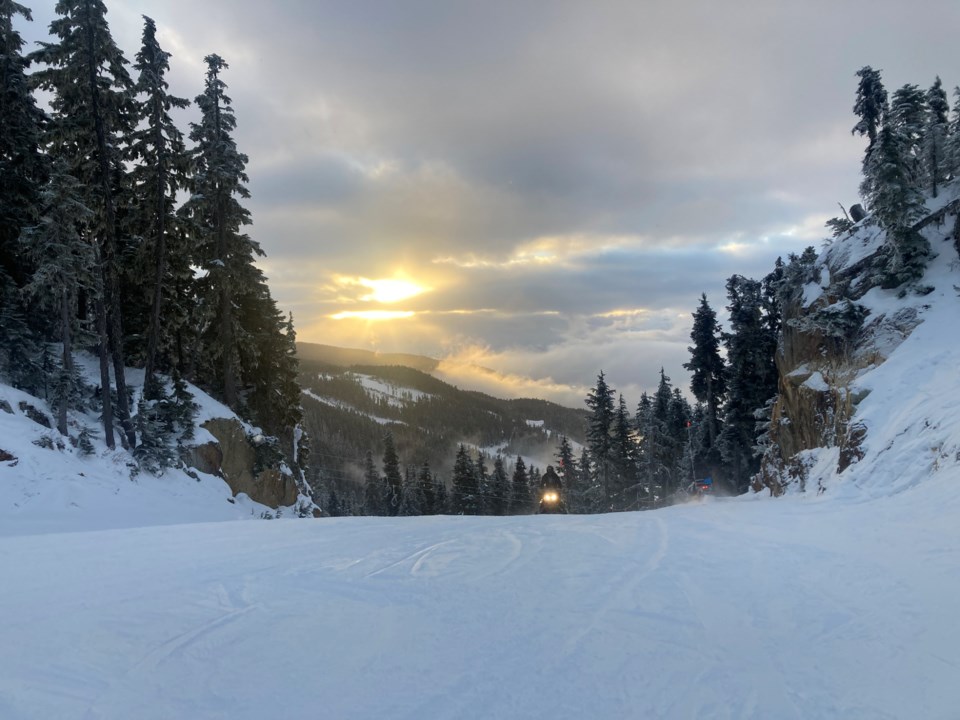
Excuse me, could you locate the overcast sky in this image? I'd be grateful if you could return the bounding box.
[19,0,960,407]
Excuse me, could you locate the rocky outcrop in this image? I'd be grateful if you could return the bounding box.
[183,418,300,508]
[756,202,951,494]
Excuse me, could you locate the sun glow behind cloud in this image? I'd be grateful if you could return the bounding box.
[330,310,416,321]
[333,275,429,304]
[359,278,425,303]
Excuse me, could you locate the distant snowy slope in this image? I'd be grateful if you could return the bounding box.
[1,489,958,719]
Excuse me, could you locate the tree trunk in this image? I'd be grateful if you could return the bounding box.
[94,292,114,449]
[84,1,135,449]
[58,286,72,437]
[212,84,237,407]
[143,98,167,400]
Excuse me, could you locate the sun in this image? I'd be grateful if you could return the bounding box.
[359,278,425,304]
[330,310,415,321]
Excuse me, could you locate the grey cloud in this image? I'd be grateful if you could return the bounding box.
[17,0,960,403]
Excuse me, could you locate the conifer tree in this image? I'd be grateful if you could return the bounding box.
[128,15,190,394]
[417,462,436,515]
[527,465,541,506]
[683,294,726,461]
[21,165,94,435]
[923,77,950,198]
[245,303,303,443]
[398,466,421,516]
[326,488,343,517]
[435,476,448,514]
[382,431,403,516]
[178,54,259,408]
[889,83,927,180]
[948,87,960,179]
[0,0,46,291]
[488,454,510,516]
[362,450,383,515]
[651,370,679,495]
[718,276,779,492]
[577,444,601,512]
[31,0,137,449]
[475,452,489,515]
[610,394,636,507]
[862,123,929,286]
[509,455,531,513]
[450,444,480,515]
[852,66,887,159]
[0,1,46,391]
[584,371,615,502]
[667,388,693,485]
[555,436,579,511]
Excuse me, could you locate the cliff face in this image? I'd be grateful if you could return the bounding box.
[757,197,959,495]
[183,418,300,509]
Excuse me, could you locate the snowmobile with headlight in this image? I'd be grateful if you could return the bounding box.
[537,465,567,514]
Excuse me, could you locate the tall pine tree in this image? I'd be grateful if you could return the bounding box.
[0,0,47,390]
[31,0,138,449]
[128,15,190,395]
[683,294,726,479]
[923,76,950,198]
[509,455,531,514]
[381,431,402,516]
[21,165,94,435]
[179,54,259,408]
[584,371,615,503]
[450,444,480,515]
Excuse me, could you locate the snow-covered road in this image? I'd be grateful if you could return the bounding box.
[2,484,958,719]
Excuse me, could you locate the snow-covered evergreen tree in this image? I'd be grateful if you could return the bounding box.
[923,77,950,198]
[488,454,510,516]
[555,436,579,512]
[948,87,960,179]
[0,1,47,385]
[31,0,137,449]
[509,455,531,514]
[127,15,190,394]
[21,164,94,436]
[381,431,403,516]
[862,123,930,287]
[475,451,490,515]
[576,446,598,512]
[610,394,636,507]
[888,83,927,182]
[362,450,384,516]
[584,371,615,503]
[719,275,779,492]
[683,293,726,471]
[450,444,480,515]
[398,466,421,516]
[417,462,437,515]
[852,66,887,160]
[434,475,448,514]
[178,54,259,409]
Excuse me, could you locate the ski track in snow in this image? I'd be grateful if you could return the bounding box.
[2,492,959,720]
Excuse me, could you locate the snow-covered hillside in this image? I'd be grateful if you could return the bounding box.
[772,196,960,497]
[0,361,277,537]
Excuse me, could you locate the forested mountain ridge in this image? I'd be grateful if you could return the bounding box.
[297,358,589,514]
[296,342,440,373]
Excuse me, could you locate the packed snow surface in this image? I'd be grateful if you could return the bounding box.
[2,485,959,720]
